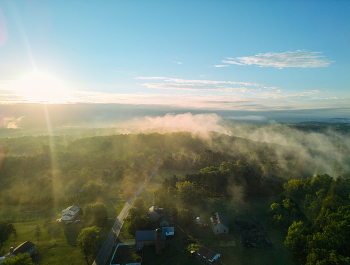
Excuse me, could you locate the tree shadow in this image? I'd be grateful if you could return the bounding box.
[44,221,63,238]
[63,224,81,247]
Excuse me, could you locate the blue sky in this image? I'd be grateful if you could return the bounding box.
[0,0,349,119]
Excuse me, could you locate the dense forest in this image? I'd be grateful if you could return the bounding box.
[1,127,349,206]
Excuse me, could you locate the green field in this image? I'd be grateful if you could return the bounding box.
[0,201,126,265]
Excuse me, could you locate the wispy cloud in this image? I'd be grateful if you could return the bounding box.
[135,76,260,87]
[213,65,229,68]
[141,83,250,93]
[222,50,333,69]
[169,60,183,65]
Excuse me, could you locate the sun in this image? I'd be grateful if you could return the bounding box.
[8,72,72,103]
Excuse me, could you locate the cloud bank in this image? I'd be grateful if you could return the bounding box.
[120,112,228,136]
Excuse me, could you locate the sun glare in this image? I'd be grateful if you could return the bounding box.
[8,72,72,103]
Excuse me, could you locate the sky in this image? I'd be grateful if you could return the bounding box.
[0,0,349,123]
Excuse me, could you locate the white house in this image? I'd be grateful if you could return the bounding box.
[61,204,80,221]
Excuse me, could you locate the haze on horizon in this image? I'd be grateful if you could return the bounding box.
[0,0,349,124]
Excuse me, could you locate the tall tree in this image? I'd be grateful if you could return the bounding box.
[35,225,42,246]
[76,226,100,265]
[0,222,16,248]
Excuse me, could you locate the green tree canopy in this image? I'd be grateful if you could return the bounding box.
[76,226,100,265]
[83,202,108,227]
[2,253,34,265]
[0,222,16,247]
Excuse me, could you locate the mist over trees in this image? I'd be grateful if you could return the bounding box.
[1,125,349,207]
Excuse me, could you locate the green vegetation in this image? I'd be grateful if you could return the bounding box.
[0,202,125,265]
[83,202,108,228]
[2,128,350,264]
[0,222,16,248]
[124,198,152,236]
[2,253,34,265]
[277,176,350,264]
[76,226,100,265]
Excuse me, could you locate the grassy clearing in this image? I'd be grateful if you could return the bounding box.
[149,169,198,185]
[0,201,126,265]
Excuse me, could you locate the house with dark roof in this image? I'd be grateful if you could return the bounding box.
[147,206,165,221]
[12,241,35,256]
[135,229,166,251]
[210,213,229,234]
[197,246,220,263]
[0,241,36,263]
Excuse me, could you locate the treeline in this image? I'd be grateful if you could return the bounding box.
[268,175,350,264]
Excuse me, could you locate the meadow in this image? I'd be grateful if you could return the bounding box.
[0,201,126,265]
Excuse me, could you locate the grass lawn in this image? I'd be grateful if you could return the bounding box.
[0,200,126,265]
[149,169,198,186]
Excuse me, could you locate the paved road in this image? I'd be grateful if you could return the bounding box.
[92,166,158,265]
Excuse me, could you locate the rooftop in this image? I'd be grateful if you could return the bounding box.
[210,212,229,228]
[148,205,164,215]
[63,205,79,212]
[135,230,166,241]
[12,241,35,256]
[197,246,220,261]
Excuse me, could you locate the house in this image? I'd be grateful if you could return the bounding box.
[210,212,229,234]
[61,204,80,221]
[12,241,35,256]
[162,227,174,236]
[147,205,164,221]
[197,246,220,263]
[135,229,166,251]
[0,241,36,263]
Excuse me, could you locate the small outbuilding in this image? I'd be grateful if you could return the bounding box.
[210,212,229,234]
[162,227,174,236]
